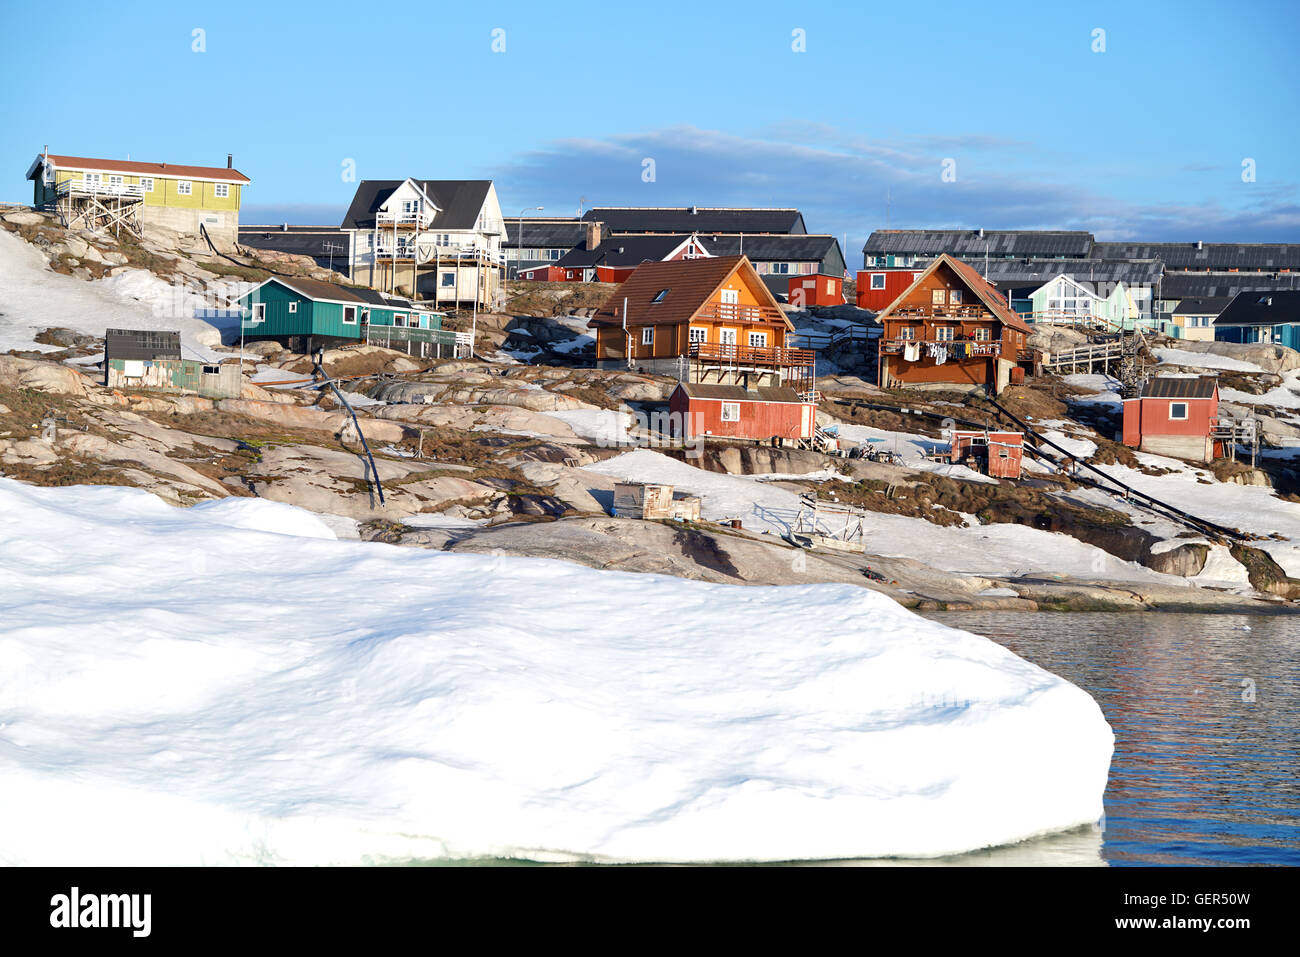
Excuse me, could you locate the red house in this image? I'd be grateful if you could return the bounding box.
[787,273,845,308]
[669,382,816,445]
[517,263,565,281]
[857,269,922,311]
[950,430,1024,479]
[1122,376,1221,462]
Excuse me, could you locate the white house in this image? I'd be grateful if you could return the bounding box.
[341,178,507,308]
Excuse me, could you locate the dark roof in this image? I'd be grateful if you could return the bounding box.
[1172,297,1234,316]
[105,328,181,361]
[865,229,1093,258]
[1158,272,1300,299]
[238,225,351,259]
[1216,290,1300,327]
[1093,242,1300,271]
[341,179,492,230]
[581,207,806,235]
[674,382,805,403]
[272,276,367,303]
[510,217,587,247]
[1141,376,1218,400]
[979,258,1164,288]
[588,256,789,330]
[701,233,842,264]
[876,255,1030,334]
[556,235,688,269]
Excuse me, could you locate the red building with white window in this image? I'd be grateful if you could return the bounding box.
[1122,376,1221,462]
[787,273,845,308]
[857,269,921,311]
[669,382,816,444]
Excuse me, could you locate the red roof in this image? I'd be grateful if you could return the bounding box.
[36,154,250,184]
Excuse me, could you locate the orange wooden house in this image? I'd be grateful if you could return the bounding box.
[588,255,815,396]
[875,254,1032,395]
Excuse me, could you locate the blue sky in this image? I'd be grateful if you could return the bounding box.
[2,0,1296,261]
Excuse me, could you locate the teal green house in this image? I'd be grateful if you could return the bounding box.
[237,276,464,355]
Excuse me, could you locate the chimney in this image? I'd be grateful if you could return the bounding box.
[690,205,698,215]
[227,153,233,169]
[978,227,985,238]
[1196,240,1203,250]
[585,220,602,250]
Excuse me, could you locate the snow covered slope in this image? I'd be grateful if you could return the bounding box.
[0,228,232,358]
[0,478,1112,864]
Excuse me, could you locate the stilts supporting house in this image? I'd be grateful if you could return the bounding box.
[54,177,144,238]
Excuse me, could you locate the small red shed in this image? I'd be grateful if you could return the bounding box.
[669,382,816,444]
[1122,376,1220,462]
[950,430,1024,479]
[788,273,845,308]
[857,269,922,311]
[517,264,565,281]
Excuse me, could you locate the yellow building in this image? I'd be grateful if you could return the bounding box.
[27,151,250,248]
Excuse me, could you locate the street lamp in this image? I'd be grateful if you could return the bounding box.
[516,206,544,278]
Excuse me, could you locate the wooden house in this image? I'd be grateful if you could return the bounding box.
[875,254,1032,395]
[669,382,816,444]
[237,276,461,356]
[1027,274,1136,330]
[341,178,506,308]
[949,430,1024,479]
[104,328,241,399]
[611,482,701,522]
[588,255,813,395]
[1167,297,1230,341]
[1122,376,1220,462]
[1213,291,1300,349]
[27,150,249,247]
[787,273,844,308]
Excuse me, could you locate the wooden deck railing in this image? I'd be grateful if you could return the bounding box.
[880,338,1001,356]
[689,342,815,367]
[57,179,146,200]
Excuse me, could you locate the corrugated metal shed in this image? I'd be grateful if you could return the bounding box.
[1141,376,1218,399]
[104,328,181,361]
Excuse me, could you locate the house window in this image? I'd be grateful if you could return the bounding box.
[950,289,962,304]
[652,288,670,303]
[215,183,230,198]
[748,331,768,348]
[826,279,834,294]
[250,303,265,324]
[441,273,456,287]
[141,177,154,193]
[287,302,298,313]
[177,180,192,195]
[720,288,739,305]
[932,288,947,305]
[935,327,955,341]
[393,314,407,327]
[642,327,654,346]
[870,273,886,290]
[974,327,991,342]
[899,326,914,340]
[721,402,741,422]
[1169,402,1188,420]
[342,306,358,325]
[771,263,790,274]
[108,175,124,188]
[719,328,737,345]
[202,365,220,375]
[689,327,707,344]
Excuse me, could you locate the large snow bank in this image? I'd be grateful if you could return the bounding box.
[0,228,233,358]
[0,477,1112,864]
[1154,348,1266,373]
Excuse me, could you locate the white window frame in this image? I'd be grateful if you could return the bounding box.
[688,326,707,344]
[719,328,738,346]
[974,327,990,342]
[932,288,947,305]
[950,289,962,304]
[288,302,298,313]
[177,180,193,195]
[721,402,741,422]
[641,326,654,346]
[1169,402,1188,420]
[342,305,358,325]
[215,183,230,198]
[748,331,768,348]
[870,273,886,290]
[393,313,407,327]
[140,177,154,193]
[935,326,955,341]
[720,288,740,305]
[250,303,265,324]
[899,326,914,340]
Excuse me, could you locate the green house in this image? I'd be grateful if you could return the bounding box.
[237,276,464,356]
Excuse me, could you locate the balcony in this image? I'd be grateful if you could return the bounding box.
[375,210,434,229]
[694,303,787,324]
[880,338,1001,357]
[689,342,815,368]
[56,178,146,200]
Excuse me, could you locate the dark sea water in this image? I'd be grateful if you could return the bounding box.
[921,611,1300,867]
